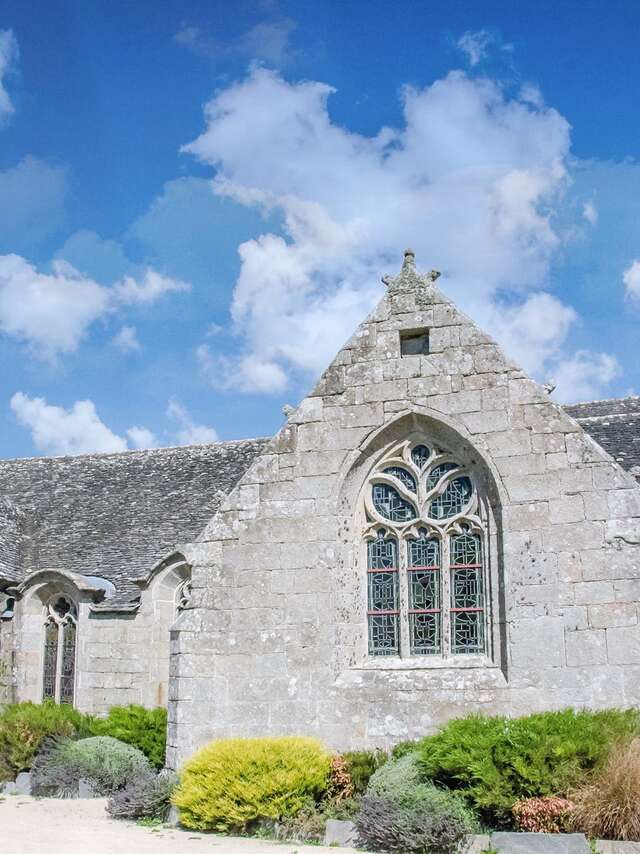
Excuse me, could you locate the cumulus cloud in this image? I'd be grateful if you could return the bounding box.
[183,68,613,400]
[550,351,621,403]
[0,254,190,359]
[167,397,218,444]
[113,269,190,304]
[623,260,640,302]
[0,29,18,123]
[10,393,129,456]
[112,325,141,353]
[0,255,110,358]
[126,426,159,448]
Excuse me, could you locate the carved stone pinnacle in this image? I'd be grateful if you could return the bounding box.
[382,250,441,293]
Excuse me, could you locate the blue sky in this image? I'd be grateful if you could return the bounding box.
[1,0,639,458]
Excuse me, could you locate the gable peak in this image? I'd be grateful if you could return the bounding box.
[382,249,441,296]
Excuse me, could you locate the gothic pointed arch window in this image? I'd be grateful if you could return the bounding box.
[363,439,487,659]
[42,596,77,704]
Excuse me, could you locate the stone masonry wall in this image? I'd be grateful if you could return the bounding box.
[168,257,640,768]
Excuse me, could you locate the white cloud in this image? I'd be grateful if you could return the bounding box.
[174,15,296,66]
[0,29,18,124]
[10,393,128,456]
[456,29,511,67]
[126,426,159,448]
[583,200,598,226]
[167,397,218,445]
[0,157,69,251]
[551,351,621,403]
[0,254,191,359]
[623,260,640,301]
[113,269,190,304]
[0,255,110,358]
[184,68,614,398]
[112,325,141,352]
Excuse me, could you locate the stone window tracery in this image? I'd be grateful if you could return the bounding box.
[42,596,77,705]
[364,439,487,659]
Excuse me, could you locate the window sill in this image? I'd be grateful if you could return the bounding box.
[352,654,498,671]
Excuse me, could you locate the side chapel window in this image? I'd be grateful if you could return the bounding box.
[364,440,487,659]
[43,596,77,704]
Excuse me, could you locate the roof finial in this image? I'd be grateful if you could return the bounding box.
[382,249,441,292]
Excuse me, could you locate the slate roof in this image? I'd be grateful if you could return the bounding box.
[0,439,269,606]
[0,498,25,584]
[563,396,640,477]
[1,395,638,608]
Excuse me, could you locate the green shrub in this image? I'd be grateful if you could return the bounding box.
[359,751,478,852]
[391,740,420,760]
[32,735,152,797]
[417,708,640,827]
[342,749,388,794]
[367,752,423,801]
[107,769,178,820]
[0,701,94,781]
[91,705,166,769]
[173,736,331,832]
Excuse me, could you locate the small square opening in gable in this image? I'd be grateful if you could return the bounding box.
[400,328,430,356]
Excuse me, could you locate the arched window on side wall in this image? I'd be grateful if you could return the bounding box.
[42,596,77,705]
[363,439,487,660]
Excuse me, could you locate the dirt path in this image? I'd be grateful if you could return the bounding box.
[0,796,355,854]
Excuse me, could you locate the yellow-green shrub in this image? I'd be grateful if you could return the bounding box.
[172,736,331,832]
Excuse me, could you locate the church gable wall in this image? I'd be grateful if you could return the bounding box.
[167,255,640,766]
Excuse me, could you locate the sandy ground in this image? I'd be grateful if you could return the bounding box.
[0,795,356,854]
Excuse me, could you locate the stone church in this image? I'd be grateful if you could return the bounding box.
[1,251,639,769]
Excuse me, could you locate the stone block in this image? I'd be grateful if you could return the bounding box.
[78,778,99,798]
[549,495,585,524]
[509,618,564,668]
[595,841,640,854]
[461,410,510,434]
[565,629,607,667]
[588,602,637,629]
[324,819,358,847]
[2,771,31,795]
[607,625,640,664]
[491,832,589,854]
[574,581,615,606]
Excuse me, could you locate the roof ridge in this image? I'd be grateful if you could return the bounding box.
[562,394,640,408]
[0,436,271,465]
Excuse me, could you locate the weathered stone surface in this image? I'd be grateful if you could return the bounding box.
[2,771,31,795]
[324,819,358,847]
[491,833,590,854]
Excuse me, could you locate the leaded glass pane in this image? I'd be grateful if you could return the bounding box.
[368,532,399,656]
[410,613,440,655]
[426,462,459,491]
[411,444,431,469]
[408,535,441,655]
[372,483,416,522]
[428,476,473,520]
[368,614,398,656]
[368,532,397,569]
[451,610,484,654]
[59,621,76,705]
[383,466,417,492]
[43,620,58,700]
[450,531,485,655]
[451,531,481,565]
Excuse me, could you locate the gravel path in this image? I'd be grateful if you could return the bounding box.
[0,795,355,854]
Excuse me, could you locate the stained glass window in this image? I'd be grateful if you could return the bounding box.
[367,531,399,655]
[383,467,417,492]
[450,532,485,654]
[365,439,488,661]
[42,621,58,700]
[408,533,441,655]
[411,444,431,469]
[372,483,416,522]
[42,597,77,705]
[428,476,473,520]
[426,462,459,491]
